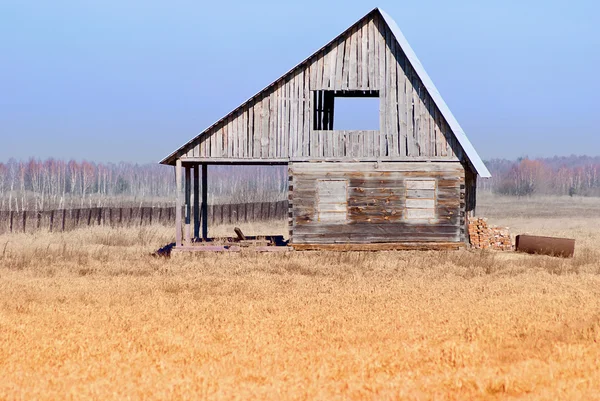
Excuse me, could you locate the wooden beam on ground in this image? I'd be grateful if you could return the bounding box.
[201,163,208,240]
[175,159,182,247]
[185,165,191,245]
[234,227,246,240]
[193,164,200,239]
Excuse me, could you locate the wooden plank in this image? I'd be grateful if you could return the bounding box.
[389,30,399,157]
[269,89,276,158]
[360,21,367,89]
[334,38,345,90]
[253,100,262,158]
[292,243,462,251]
[349,26,358,88]
[242,108,248,158]
[248,102,255,158]
[318,203,347,212]
[175,160,182,247]
[367,17,375,88]
[342,32,351,90]
[356,23,362,89]
[310,52,318,90]
[302,64,310,157]
[184,165,191,244]
[179,157,287,164]
[327,41,337,89]
[261,95,269,157]
[397,48,407,157]
[406,189,436,199]
[405,199,435,209]
[232,112,239,158]
[211,124,219,159]
[278,83,284,158]
[322,45,331,89]
[406,180,437,190]
[405,208,435,219]
[378,17,386,158]
[315,51,324,90]
[289,75,296,158]
[287,75,295,158]
[408,71,418,156]
[225,116,233,158]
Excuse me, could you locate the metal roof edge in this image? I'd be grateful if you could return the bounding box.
[377,8,491,178]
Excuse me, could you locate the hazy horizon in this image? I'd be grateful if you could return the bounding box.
[2,0,598,164]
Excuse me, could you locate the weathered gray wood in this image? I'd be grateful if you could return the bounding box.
[163,12,464,164]
[360,22,368,89]
[175,159,182,247]
[184,165,191,245]
[367,17,375,88]
[405,208,435,219]
[261,96,269,157]
[406,180,436,190]
[253,99,262,157]
[180,157,288,164]
[334,38,345,90]
[291,161,463,244]
[405,199,435,209]
[349,26,358,88]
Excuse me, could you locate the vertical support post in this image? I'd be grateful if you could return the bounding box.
[201,163,208,240]
[193,164,200,240]
[175,159,182,247]
[185,164,192,245]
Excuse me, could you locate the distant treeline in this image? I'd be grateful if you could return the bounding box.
[2,155,598,211]
[0,158,287,211]
[481,156,600,196]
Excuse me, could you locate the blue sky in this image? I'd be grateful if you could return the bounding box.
[1,0,598,163]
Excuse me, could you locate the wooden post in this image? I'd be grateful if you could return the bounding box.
[193,164,200,239]
[201,163,208,240]
[175,159,182,247]
[185,165,191,245]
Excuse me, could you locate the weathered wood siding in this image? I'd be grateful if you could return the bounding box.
[180,12,463,162]
[290,162,465,244]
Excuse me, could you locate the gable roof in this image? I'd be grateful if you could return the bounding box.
[160,8,491,178]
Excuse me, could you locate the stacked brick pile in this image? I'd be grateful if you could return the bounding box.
[468,217,512,250]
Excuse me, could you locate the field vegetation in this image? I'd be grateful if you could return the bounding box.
[1,195,600,400]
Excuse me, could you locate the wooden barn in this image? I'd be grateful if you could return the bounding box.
[160,8,491,251]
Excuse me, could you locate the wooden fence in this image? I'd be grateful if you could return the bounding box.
[0,201,288,234]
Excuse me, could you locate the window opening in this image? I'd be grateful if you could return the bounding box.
[313,90,379,131]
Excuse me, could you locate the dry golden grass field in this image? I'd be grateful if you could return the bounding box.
[1,194,600,400]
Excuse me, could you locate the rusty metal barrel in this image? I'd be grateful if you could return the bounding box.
[515,235,575,258]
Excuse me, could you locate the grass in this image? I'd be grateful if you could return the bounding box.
[0,196,600,400]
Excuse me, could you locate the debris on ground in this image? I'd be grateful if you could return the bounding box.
[468,217,512,251]
[152,243,175,258]
[515,234,575,258]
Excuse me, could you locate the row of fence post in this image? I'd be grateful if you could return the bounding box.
[0,201,287,234]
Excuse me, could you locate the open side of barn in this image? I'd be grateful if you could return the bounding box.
[160,8,489,251]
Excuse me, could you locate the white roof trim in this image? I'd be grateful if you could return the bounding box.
[378,8,490,177]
